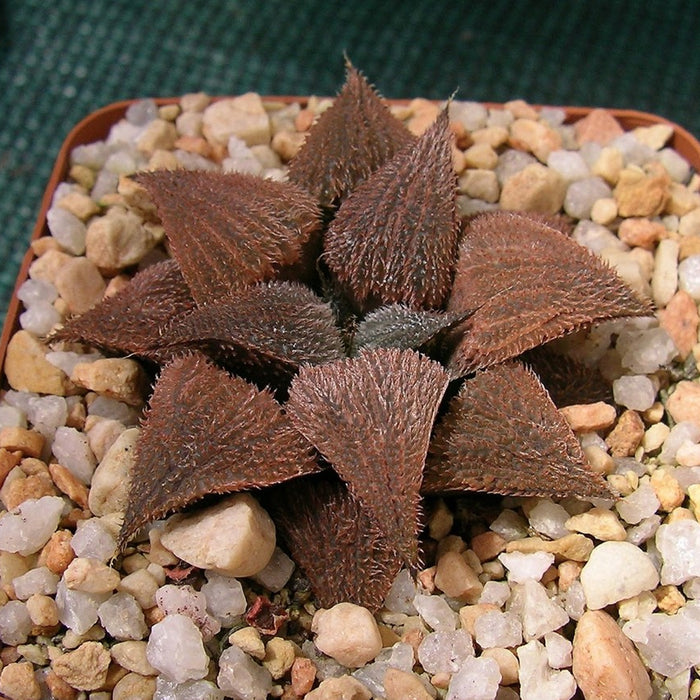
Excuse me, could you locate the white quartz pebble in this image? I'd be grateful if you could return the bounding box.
[46,206,87,255]
[615,482,660,524]
[12,566,59,600]
[508,579,569,641]
[0,496,65,555]
[250,547,295,592]
[417,630,474,674]
[52,426,97,484]
[413,593,459,631]
[446,655,501,700]
[383,568,418,615]
[580,541,659,609]
[679,254,700,300]
[656,520,700,585]
[527,499,570,540]
[0,600,32,645]
[217,644,273,700]
[544,632,573,669]
[613,374,657,411]
[474,610,523,648]
[517,640,577,700]
[154,677,223,700]
[155,584,220,641]
[98,591,148,640]
[499,551,555,583]
[55,579,108,635]
[146,614,209,684]
[71,517,118,562]
[201,572,247,626]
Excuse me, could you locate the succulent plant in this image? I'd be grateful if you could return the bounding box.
[57,65,651,610]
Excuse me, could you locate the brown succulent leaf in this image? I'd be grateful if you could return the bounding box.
[446,210,653,376]
[422,360,610,499]
[286,348,449,568]
[324,109,460,312]
[119,352,319,546]
[522,345,613,407]
[53,259,195,356]
[265,473,402,611]
[288,63,415,207]
[134,170,321,306]
[143,281,347,387]
[351,304,468,356]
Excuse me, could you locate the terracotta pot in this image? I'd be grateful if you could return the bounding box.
[1,98,700,375]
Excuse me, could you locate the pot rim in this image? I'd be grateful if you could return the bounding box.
[2,97,700,375]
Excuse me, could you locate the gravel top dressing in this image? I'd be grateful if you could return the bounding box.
[0,68,700,700]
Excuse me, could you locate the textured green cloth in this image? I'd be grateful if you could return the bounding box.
[1,0,699,318]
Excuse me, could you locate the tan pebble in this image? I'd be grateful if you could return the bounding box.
[653,584,685,613]
[560,401,617,432]
[383,667,433,700]
[658,290,699,359]
[101,663,130,692]
[509,118,562,162]
[565,507,627,541]
[459,169,500,203]
[180,92,210,112]
[45,670,79,700]
[202,93,271,147]
[572,610,652,700]
[294,108,316,132]
[463,142,499,170]
[427,499,453,540]
[39,529,75,575]
[51,641,110,691]
[666,380,700,427]
[135,119,177,156]
[146,525,179,567]
[263,637,296,680]
[583,444,616,475]
[457,603,500,636]
[20,457,49,477]
[606,409,645,457]
[250,144,282,170]
[642,423,670,453]
[71,358,146,407]
[0,448,23,485]
[590,197,618,225]
[436,534,467,558]
[111,672,156,700]
[591,146,624,184]
[28,248,73,284]
[99,192,126,207]
[54,256,106,315]
[26,593,59,627]
[416,565,436,594]
[116,177,159,221]
[378,623,401,648]
[158,103,180,121]
[633,123,673,150]
[271,130,306,161]
[304,675,371,700]
[143,605,165,626]
[312,602,382,668]
[290,656,316,696]
[434,550,482,603]
[407,99,440,136]
[500,163,566,214]
[69,164,96,191]
[117,568,159,610]
[574,109,625,145]
[85,206,159,273]
[687,484,700,520]
[147,149,180,170]
[430,671,451,689]
[451,145,466,174]
[470,125,509,148]
[0,661,42,700]
[680,207,700,237]
[504,99,538,120]
[57,191,100,221]
[86,415,128,463]
[175,110,203,138]
[558,560,584,592]
[651,237,679,308]
[666,182,700,216]
[618,217,667,249]
[48,463,89,508]
[614,166,671,218]
[650,468,685,511]
[2,472,56,510]
[63,558,120,595]
[401,627,425,658]
[229,626,266,660]
[0,427,45,459]
[482,647,519,685]
[505,533,594,562]
[470,530,507,562]
[679,233,700,261]
[4,330,72,395]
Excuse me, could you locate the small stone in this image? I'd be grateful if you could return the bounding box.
[136,119,177,155]
[262,637,295,679]
[49,462,89,508]
[155,583,220,641]
[229,626,266,660]
[580,541,659,609]
[606,409,645,457]
[667,381,700,429]
[619,217,667,249]
[650,468,685,511]
[498,551,554,583]
[160,493,275,577]
[413,593,459,631]
[0,661,42,700]
[51,641,111,691]
[573,610,652,700]
[613,375,657,412]
[564,176,612,219]
[544,631,572,669]
[614,166,671,217]
[434,551,483,603]
[633,123,674,150]
[590,197,618,225]
[458,169,500,202]
[560,401,617,432]
[111,672,157,700]
[71,358,146,407]
[201,571,247,625]
[146,614,209,683]
[508,579,569,641]
[417,629,473,674]
[656,520,700,584]
[679,254,700,300]
[52,427,97,485]
[383,568,418,615]
[4,330,72,396]
[499,163,566,214]
[26,592,59,626]
[505,533,594,562]
[517,640,576,700]
[40,529,75,575]
[0,495,65,555]
[474,610,522,649]
[659,290,699,359]
[312,602,383,668]
[470,531,507,562]
[63,557,120,595]
[291,657,316,696]
[574,109,625,145]
[217,644,273,700]
[509,118,562,162]
[383,667,434,700]
[652,237,680,308]
[98,592,148,640]
[202,93,271,147]
[546,149,590,182]
[617,326,678,374]
[591,146,624,184]
[71,517,118,562]
[565,507,627,541]
[0,600,32,645]
[12,566,59,599]
[110,640,157,676]
[54,256,106,315]
[680,207,700,236]
[654,584,685,614]
[304,675,371,700]
[446,655,501,700]
[463,142,499,169]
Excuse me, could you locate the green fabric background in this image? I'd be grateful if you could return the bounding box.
[1,0,699,319]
